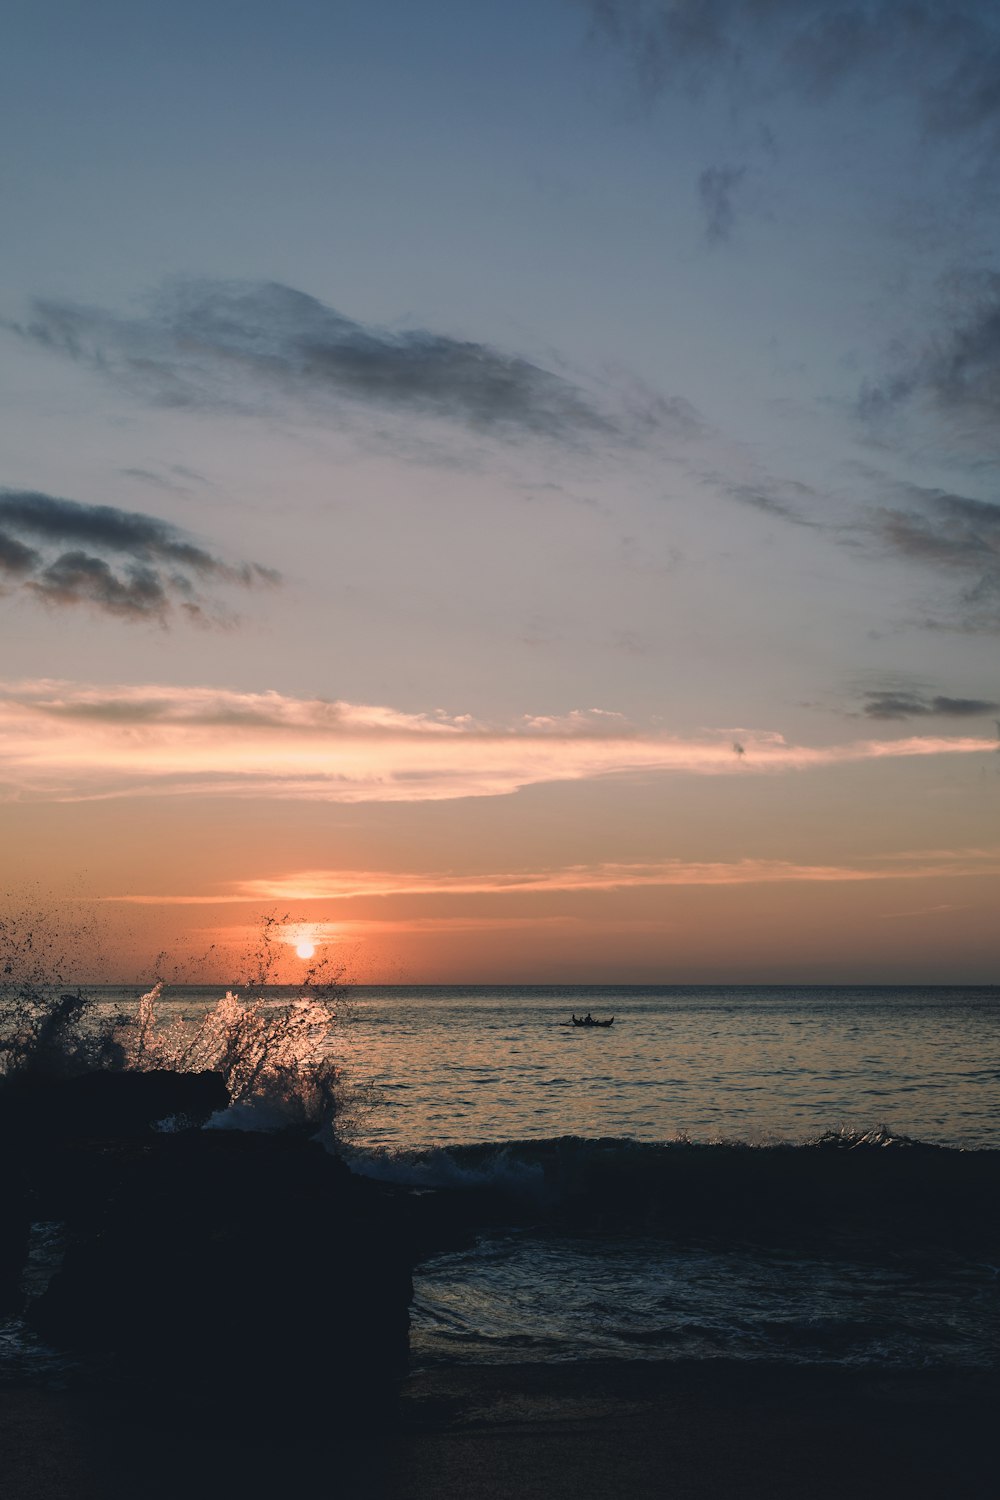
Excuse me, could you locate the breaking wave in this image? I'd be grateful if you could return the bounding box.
[347,1130,1000,1250]
[389,1134,1000,1374]
[409,1226,1000,1370]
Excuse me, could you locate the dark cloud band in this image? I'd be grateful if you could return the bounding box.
[0,489,278,625]
[10,279,615,443]
[860,689,999,720]
[0,489,220,571]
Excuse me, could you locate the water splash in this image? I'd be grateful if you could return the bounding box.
[0,905,373,1137]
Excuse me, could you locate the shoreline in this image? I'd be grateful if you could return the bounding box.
[1,1064,996,1498]
[393,1359,999,1499]
[2,1358,997,1499]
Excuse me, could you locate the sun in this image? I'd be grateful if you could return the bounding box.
[295,940,316,960]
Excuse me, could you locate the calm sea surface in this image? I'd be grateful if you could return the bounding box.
[332,985,1000,1150]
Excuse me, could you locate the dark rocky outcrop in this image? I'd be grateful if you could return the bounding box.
[29,1130,414,1427]
[0,1069,455,1435]
[0,1151,30,1314]
[0,1068,229,1143]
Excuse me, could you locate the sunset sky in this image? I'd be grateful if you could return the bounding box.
[2,1,998,982]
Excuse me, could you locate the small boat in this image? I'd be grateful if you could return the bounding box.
[570,1014,614,1028]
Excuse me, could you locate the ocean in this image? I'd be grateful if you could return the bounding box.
[327,984,1000,1372]
[337,984,1000,1151]
[5,982,999,1381]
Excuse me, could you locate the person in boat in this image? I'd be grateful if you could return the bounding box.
[585,1012,593,1025]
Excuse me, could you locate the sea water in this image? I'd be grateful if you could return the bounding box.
[337,984,1000,1151]
[326,985,1000,1370]
[6,983,1000,1377]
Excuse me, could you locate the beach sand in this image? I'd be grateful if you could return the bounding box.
[1,1360,996,1499]
[390,1361,997,1500]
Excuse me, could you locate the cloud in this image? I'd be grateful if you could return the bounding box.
[877,487,1000,569]
[879,903,960,920]
[13,682,491,734]
[859,689,999,720]
[1,489,220,570]
[582,2,1000,138]
[869,482,1000,629]
[9,278,624,444]
[119,465,207,495]
[0,489,278,624]
[109,846,1000,904]
[861,270,1000,449]
[0,678,993,804]
[0,530,40,575]
[29,553,174,618]
[698,164,747,244]
[708,461,998,630]
[720,477,824,526]
[224,847,1000,897]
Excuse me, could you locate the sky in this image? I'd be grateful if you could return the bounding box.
[1,0,998,983]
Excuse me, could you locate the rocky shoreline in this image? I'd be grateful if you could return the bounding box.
[2,1068,998,1496]
[0,1069,459,1432]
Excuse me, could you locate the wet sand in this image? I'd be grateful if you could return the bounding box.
[1,1360,996,1499]
[392,1360,999,1498]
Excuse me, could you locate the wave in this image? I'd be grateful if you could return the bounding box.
[345,1131,1000,1251]
[343,1141,547,1195]
[409,1216,1000,1371]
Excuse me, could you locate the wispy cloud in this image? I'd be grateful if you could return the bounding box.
[706,462,998,630]
[860,270,1000,452]
[698,164,747,244]
[0,679,994,804]
[0,489,278,625]
[118,465,208,496]
[583,2,1000,140]
[717,475,826,527]
[110,847,1000,904]
[867,481,1000,631]
[8,278,624,445]
[584,1,1000,270]
[879,903,961,920]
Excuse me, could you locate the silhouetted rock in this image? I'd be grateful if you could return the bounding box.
[7,1096,418,1430]
[0,1148,30,1314]
[0,1069,424,1433]
[37,1136,410,1366]
[0,1069,228,1143]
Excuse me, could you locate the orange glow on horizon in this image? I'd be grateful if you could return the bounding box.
[106,846,1000,906]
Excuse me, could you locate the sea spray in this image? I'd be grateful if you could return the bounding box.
[0,904,375,1138]
[0,897,108,1077]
